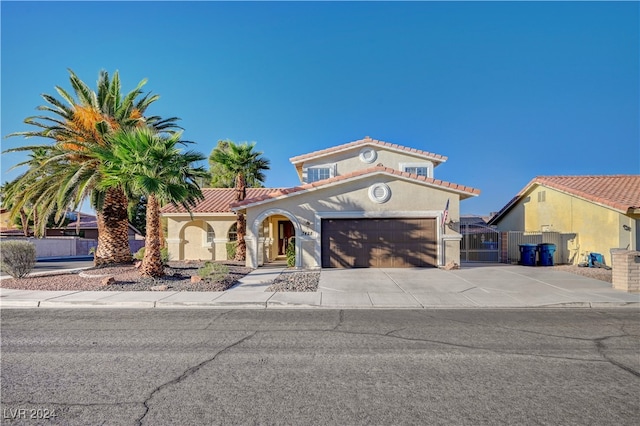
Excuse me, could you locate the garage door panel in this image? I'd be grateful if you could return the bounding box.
[322,218,437,268]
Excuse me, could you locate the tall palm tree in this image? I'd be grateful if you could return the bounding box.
[5,69,181,265]
[97,127,206,277]
[209,141,270,261]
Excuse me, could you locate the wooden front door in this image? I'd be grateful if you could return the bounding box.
[278,220,295,256]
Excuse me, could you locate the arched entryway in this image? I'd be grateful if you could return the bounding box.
[250,209,301,268]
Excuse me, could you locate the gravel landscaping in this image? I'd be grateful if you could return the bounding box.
[0,261,252,292]
[266,270,320,292]
[551,264,612,283]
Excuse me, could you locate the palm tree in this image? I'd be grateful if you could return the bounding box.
[5,69,181,265]
[2,147,60,237]
[209,141,270,261]
[97,127,206,277]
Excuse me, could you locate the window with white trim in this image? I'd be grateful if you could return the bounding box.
[206,224,215,244]
[400,162,433,178]
[404,166,429,177]
[304,165,335,183]
[228,223,237,241]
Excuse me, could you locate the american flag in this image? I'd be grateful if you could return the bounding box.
[441,199,450,227]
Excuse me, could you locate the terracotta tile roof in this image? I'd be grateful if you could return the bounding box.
[489,175,640,224]
[161,188,283,214]
[289,136,448,164]
[535,175,640,212]
[231,165,480,209]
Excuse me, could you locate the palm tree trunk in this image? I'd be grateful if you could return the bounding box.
[19,208,29,237]
[235,173,247,261]
[94,187,132,266]
[235,213,246,261]
[140,194,164,277]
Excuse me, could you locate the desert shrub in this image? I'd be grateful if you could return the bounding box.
[133,247,170,264]
[226,241,237,260]
[197,261,229,281]
[286,237,296,267]
[0,240,36,278]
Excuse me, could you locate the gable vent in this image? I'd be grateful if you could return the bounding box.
[368,183,391,203]
[359,147,378,164]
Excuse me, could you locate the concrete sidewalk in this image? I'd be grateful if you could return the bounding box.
[1,264,638,309]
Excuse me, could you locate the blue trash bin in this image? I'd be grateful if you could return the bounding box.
[519,244,538,266]
[537,243,556,266]
[588,252,604,267]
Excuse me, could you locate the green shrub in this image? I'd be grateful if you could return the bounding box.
[133,247,170,264]
[0,240,36,279]
[286,237,296,267]
[226,241,237,260]
[197,261,229,282]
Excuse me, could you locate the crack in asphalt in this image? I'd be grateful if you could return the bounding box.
[332,310,345,330]
[135,331,257,426]
[203,310,233,329]
[417,311,640,376]
[328,328,623,365]
[385,327,407,336]
[422,311,631,343]
[594,337,640,378]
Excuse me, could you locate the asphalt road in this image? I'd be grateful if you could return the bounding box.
[1,309,638,425]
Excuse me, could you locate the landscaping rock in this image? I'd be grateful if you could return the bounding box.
[443,261,460,270]
[101,276,116,286]
[151,284,169,291]
[190,275,203,283]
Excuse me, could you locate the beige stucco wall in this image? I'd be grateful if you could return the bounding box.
[164,214,238,261]
[243,173,463,269]
[494,185,638,264]
[300,146,438,182]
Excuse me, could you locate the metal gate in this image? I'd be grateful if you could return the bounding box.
[459,222,501,262]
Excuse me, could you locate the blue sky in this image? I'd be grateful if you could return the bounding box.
[2,1,638,215]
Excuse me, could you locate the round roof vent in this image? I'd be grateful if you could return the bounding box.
[369,183,391,204]
[359,147,377,164]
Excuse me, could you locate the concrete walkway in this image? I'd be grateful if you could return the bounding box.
[1,264,638,309]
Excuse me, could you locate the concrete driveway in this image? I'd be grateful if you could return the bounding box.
[318,264,640,308]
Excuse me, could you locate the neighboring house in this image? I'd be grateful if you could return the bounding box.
[488,175,640,265]
[163,136,479,269]
[0,208,23,236]
[45,212,144,241]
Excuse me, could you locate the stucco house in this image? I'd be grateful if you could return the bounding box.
[45,212,144,241]
[488,175,640,265]
[162,136,480,269]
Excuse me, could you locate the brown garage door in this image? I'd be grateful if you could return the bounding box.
[321,218,437,268]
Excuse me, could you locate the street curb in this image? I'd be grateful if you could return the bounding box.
[3,300,639,309]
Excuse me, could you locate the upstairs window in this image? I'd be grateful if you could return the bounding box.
[400,162,433,178]
[404,166,429,177]
[305,166,335,183]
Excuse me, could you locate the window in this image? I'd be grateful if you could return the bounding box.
[538,191,546,202]
[307,167,332,183]
[206,224,215,244]
[400,162,433,178]
[228,223,237,242]
[404,166,429,177]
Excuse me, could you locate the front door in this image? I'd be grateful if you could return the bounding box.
[278,220,295,256]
